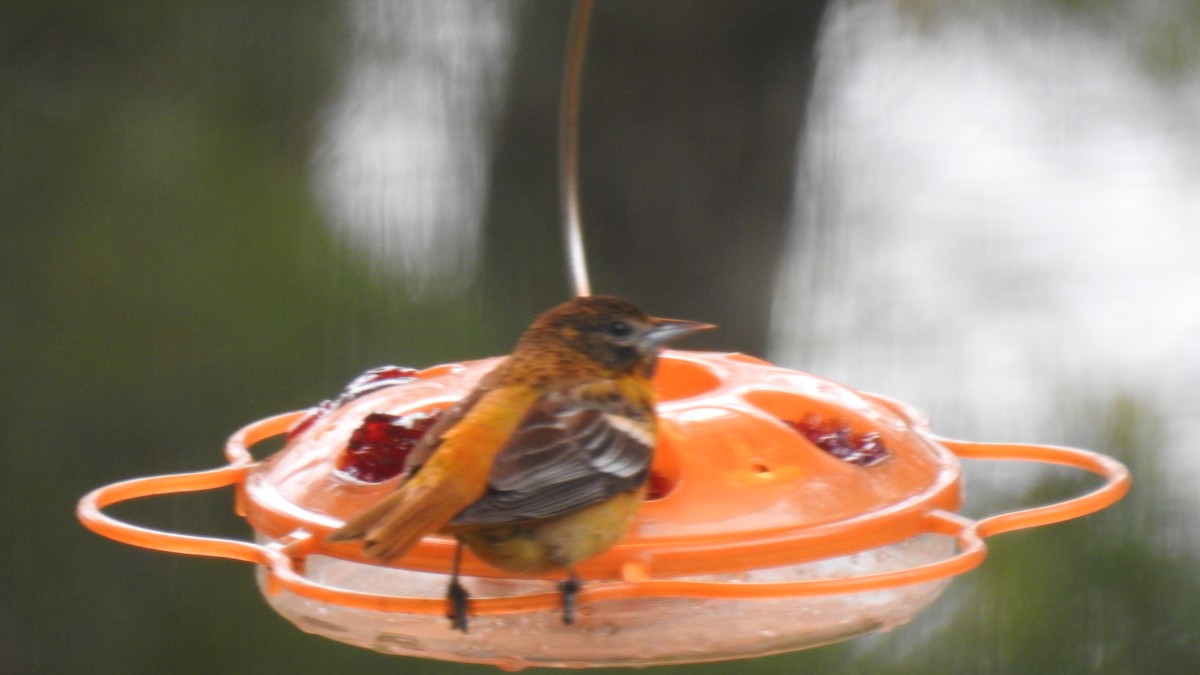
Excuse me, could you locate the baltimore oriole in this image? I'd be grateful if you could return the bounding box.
[328,295,713,631]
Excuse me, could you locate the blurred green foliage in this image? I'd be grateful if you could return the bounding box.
[1,3,499,672]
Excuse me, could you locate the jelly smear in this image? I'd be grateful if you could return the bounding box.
[337,410,443,483]
[645,471,673,501]
[286,366,420,442]
[785,415,889,466]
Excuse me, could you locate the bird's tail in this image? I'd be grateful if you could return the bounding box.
[327,477,465,561]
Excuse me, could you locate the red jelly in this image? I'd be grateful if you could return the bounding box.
[785,415,889,466]
[644,471,672,501]
[336,409,442,483]
[287,366,420,442]
[337,366,422,403]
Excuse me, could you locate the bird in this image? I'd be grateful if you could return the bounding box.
[327,294,713,631]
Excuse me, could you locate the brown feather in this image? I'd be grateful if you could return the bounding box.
[359,478,461,560]
[325,295,712,572]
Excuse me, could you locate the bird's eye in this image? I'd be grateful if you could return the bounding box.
[605,320,633,339]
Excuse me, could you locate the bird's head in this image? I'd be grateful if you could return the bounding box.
[522,295,715,375]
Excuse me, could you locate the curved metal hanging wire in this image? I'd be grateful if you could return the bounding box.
[560,0,593,297]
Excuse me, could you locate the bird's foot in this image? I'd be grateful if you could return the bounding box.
[446,578,471,633]
[558,573,581,626]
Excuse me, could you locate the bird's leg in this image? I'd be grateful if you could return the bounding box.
[446,539,471,633]
[558,569,581,626]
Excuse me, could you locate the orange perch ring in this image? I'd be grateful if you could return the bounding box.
[78,351,1129,669]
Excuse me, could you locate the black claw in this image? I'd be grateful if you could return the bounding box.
[559,572,581,626]
[446,539,470,632]
[447,578,470,633]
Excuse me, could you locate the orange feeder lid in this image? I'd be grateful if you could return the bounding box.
[78,351,1129,669]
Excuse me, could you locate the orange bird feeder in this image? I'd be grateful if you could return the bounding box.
[78,351,1128,669]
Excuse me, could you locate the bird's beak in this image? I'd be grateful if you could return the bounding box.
[641,318,716,350]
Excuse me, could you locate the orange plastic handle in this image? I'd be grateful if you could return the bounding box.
[938,438,1132,539]
[76,427,1130,616]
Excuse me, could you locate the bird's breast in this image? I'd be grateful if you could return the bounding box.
[454,486,647,574]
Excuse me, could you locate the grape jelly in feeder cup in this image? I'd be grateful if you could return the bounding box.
[78,351,1129,669]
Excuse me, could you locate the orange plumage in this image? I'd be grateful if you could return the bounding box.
[328,295,712,629]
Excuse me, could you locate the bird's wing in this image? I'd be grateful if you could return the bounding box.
[326,377,501,558]
[450,392,655,526]
[399,385,484,477]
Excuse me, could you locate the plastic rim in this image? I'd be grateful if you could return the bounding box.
[77,353,1130,617]
[239,352,970,580]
